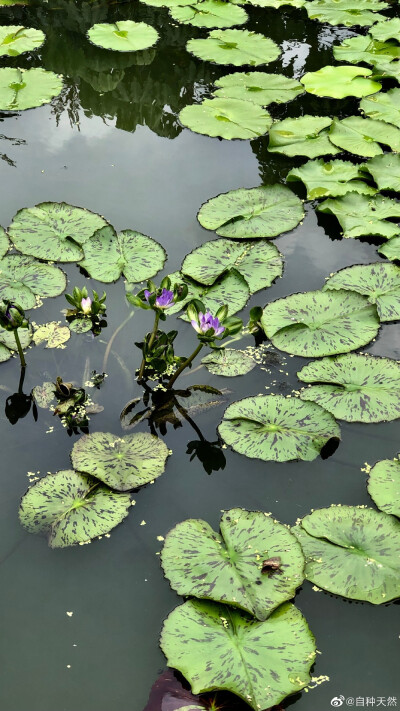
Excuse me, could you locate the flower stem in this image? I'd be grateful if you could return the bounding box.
[167,343,203,390]
[13,329,26,368]
[138,311,160,381]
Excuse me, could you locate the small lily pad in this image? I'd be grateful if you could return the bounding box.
[71,431,169,492]
[31,381,56,409]
[166,269,250,317]
[361,154,400,193]
[317,193,400,240]
[287,159,375,199]
[33,321,71,349]
[181,238,283,293]
[298,354,400,423]
[213,72,304,105]
[0,254,66,309]
[186,29,281,67]
[161,508,305,619]
[87,21,159,52]
[202,348,256,376]
[0,67,63,111]
[179,97,272,140]
[360,88,400,128]
[368,457,400,518]
[169,1,248,28]
[0,323,32,363]
[304,0,388,27]
[160,599,316,710]
[379,237,400,262]
[324,263,400,321]
[301,65,381,99]
[268,116,340,158]
[198,184,304,239]
[19,469,131,548]
[329,116,400,157]
[218,395,340,462]
[68,318,92,333]
[261,289,380,357]
[294,505,400,604]
[0,25,45,57]
[333,34,400,66]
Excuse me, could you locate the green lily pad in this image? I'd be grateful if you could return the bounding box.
[31,381,56,409]
[140,0,194,6]
[317,193,400,240]
[213,72,304,105]
[368,457,400,517]
[333,34,400,66]
[0,323,32,363]
[268,116,340,158]
[202,348,256,376]
[0,227,8,259]
[198,184,304,239]
[247,0,304,6]
[0,67,63,111]
[329,116,400,157]
[160,599,316,710]
[166,269,250,317]
[373,59,400,83]
[304,0,388,27]
[218,395,340,462]
[378,237,400,262]
[181,238,283,293]
[324,263,400,321]
[179,98,272,140]
[370,17,400,42]
[80,226,166,283]
[360,88,400,128]
[169,1,248,28]
[87,21,158,52]
[0,25,45,57]
[8,202,108,262]
[161,508,305,619]
[301,65,381,99]
[294,505,400,604]
[287,159,375,199]
[68,318,92,333]
[0,254,66,309]
[261,289,379,357]
[186,29,281,67]
[361,154,400,193]
[298,354,400,423]
[19,469,131,548]
[71,431,169,492]
[33,321,71,349]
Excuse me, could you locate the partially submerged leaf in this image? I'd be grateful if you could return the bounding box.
[87,21,159,52]
[179,98,272,140]
[301,65,381,99]
[329,116,400,157]
[198,184,304,239]
[71,431,169,491]
[324,263,400,321]
[186,29,281,67]
[19,469,131,548]
[0,254,66,309]
[360,88,400,128]
[317,193,400,240]
[361,154,400,193]
[268,116,340,158]
[304,0,388,27]
[333,34,400,66]
[0,67,62,111]
[161,508,304,619]
[160,599,316,710]
[287,159,375,199]
[262,289,379,357]
[33,321,71,349]
[31,381,56,409]
[202,348,256,376]
[0,25,45,57]
[368,457,400,518]
[294,506,400,604]
[169,1,248,28]
[218,394,340,461]
[213,71,304,105]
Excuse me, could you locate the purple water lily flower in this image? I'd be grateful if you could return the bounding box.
[156,289,174,308]
[191,311,225,337]
[80,297,92,314]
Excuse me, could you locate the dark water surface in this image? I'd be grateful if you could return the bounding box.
[0,2,399,710]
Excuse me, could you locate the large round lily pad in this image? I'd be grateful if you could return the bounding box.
[87,21,159,52]
[360,88,400,128]
[0,254,66,309]
[317,193,400,240]
[368,457,400,518]
[0,25,45,57]
[294,505,400,604]
[8,202,108,262]
[287,159,375,199]
[71,432,169,492]
[304,0,388,27]
[80,225,166,283]
[202,348,256,376]
[329,116,400,157]
[301,65,381,99]
[186,29,281,67]
[161,508,305,620]
[169,0,248,28]
[0,67,63,111]
[218,395,340,462]
[268,116,339,158]
[324,263,400,322]
[333,34,400,67]
[262,289,379,357]
[0,323,32,363]
[179,98,272,140]
[19,469,131,548]
[160,599,316,710]
[181,237,283,293]
[166,269,250,317]
[298,354,400,423]
[361,154,400,193]
[198,185,304,239]
[213,71,304,105]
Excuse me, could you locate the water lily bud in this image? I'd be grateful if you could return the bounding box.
[80,297,92,315]
[0,301,29,331]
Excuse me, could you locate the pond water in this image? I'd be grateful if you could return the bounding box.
[0,1,399,710]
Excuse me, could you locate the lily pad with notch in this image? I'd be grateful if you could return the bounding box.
[0,67,63,111]
[293,505,400,604]
[360,88,400,128]
[317,193,400,240]
[287,159,375,199]
[202,348,256,376]
[166,269,250,317]
[186,29,281,67]
[298,353,400,423]
[71,431,169,492]
[268,116,340,158]
[370,17,400,42]
[0,254,66,309]
[300,65,381,99]
[261,289,380,357]
[160,599,316,710]
[333,34,400,66]
[213,71,304,105]
[324,262,400,322]
[328,116,400,157]
[0,323,32,363]
[179,97,272,140]
[19,469,131,548]
[198,184,304,239]
[360,154,400,193]
[368,457,400,518]
[169,1,248,28]
[218,394,340,462]
[0,25,45,57]
[87,21,159,52]
[304,0,388,27]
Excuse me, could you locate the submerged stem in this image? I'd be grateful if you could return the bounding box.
[167,343,203,390]
[13,329,26,368]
